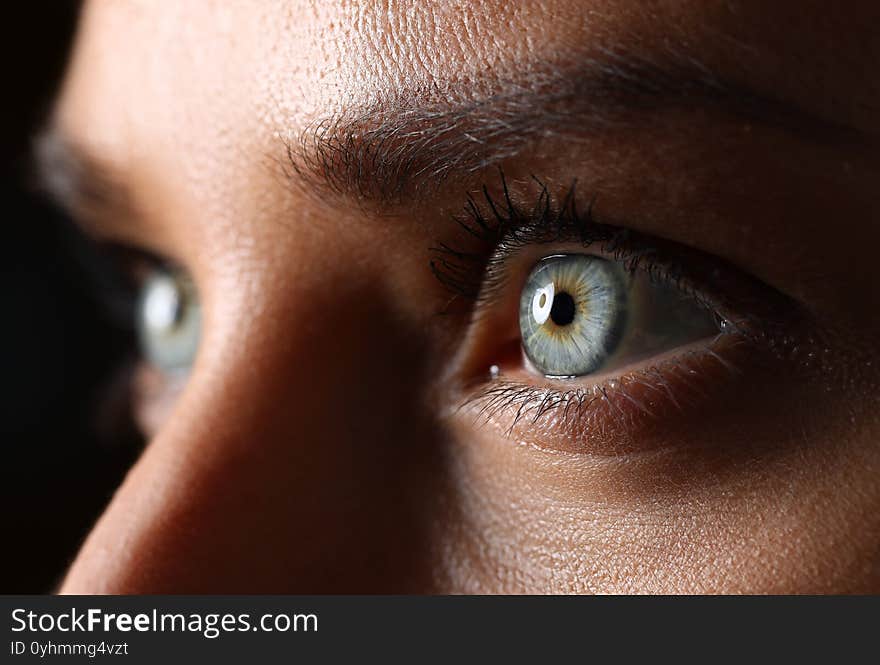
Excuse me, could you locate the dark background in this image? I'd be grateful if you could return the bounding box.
[1,2,140,592]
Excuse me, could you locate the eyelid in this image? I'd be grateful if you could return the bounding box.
[454,339,748,458]
[449,244,692,387]
[449,232,789,388]
[450,283,784,458]
[438,177,815,455]
[434,176,805,352]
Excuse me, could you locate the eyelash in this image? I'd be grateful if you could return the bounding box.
[63,228,180,342]
[432,172,807,435]
[431,172,785,336]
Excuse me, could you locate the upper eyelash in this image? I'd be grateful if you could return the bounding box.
[431,170,811,362]
[430,172,601,301]
[49,216,140,331]
[431,172,744,330]
[60,218,181,337]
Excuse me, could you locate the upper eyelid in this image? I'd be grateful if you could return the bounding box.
[479,239,732,336]
[480,232,782,345]
[431,174,807,348]
[431,175,596,300]
[431,175,686,304]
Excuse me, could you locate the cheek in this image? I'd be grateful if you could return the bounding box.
[436,402,880,593]
[122,229,880,593]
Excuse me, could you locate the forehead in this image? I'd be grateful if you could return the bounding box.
[54,0,879,258]
[58,0,878,145]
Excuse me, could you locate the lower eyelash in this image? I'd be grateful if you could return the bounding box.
[456,335,751,444]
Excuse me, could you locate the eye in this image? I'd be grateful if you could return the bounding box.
[519,253,719,378]
[432,175,810,454]
[137,267,201,372]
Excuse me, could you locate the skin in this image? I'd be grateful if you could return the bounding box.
[51,0,879,593]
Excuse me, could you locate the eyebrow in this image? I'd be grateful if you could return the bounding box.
[285,47,868,206]
[33,126,133,232]
[39,47,864,221]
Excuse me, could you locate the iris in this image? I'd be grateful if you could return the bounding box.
[138,269,201,372]
[519,255,628,377]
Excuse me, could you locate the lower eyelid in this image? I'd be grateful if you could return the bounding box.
[133,363,189,438]
[452,332,760,457]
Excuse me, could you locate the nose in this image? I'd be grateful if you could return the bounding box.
[59,246,446,593]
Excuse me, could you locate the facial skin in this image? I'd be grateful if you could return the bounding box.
[47,0,879,593]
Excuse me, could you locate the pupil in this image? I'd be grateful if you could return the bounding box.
[549,291,576,326]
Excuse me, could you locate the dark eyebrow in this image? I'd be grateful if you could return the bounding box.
[287,48,867,206]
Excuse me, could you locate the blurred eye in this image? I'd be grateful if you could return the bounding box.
[519,253,719,378]
[137,268,201,372]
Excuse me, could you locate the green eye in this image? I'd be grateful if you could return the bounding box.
[137,268,201,372]
[519,254,719,378]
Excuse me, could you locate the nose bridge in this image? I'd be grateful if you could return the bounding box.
[61,250,444,593]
